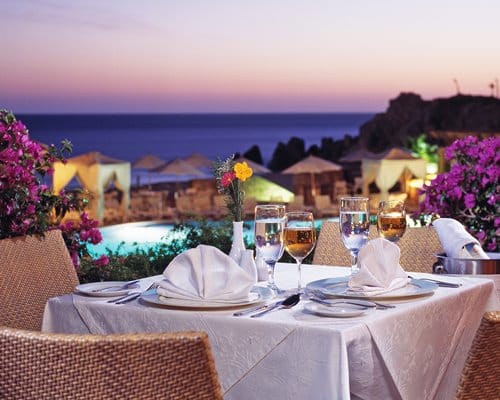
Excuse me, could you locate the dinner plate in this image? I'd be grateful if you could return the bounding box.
[306,277,438,301]
[75,281,140,297]
[140,286,274,310]
[304,302,369,318]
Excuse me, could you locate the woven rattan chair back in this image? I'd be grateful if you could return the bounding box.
[0,328,223,400]
[312,221,378,266]
[0,230,79,331]
[455,311,500,400]
[397,225,443,272]
[313,221,442,272]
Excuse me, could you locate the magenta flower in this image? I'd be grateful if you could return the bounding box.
[221,171,235,188]
[94,255,109,267]
[417,136,499,252]
[1,110,102,268]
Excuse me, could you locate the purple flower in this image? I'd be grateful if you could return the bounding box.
[0,110,102,268]
[464,193,476,209]
[418,136,500,252]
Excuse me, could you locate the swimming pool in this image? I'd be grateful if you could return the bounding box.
[90,219,332,256]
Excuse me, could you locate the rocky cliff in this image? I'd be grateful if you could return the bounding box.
[359,92,500,152]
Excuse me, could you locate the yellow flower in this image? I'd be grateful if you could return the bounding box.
[233,162,253,182]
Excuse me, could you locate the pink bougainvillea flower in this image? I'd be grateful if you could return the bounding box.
[94,255,109,267]
[417,135,499,252]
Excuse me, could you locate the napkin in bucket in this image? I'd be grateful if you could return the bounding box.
[432,218,489,259]
[348,238,409,296]
[157,245,257,303]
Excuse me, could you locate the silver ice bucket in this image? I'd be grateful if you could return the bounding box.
[433,253,500,275]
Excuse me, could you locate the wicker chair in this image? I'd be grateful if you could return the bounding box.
[0,230,79,331]
[397,225,443,272]
[455,311,500,399]
[0,327,223,400]
[313,221,442,272]
[312,221,378,267]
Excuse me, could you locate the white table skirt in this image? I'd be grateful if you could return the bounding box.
[42,264,499,400]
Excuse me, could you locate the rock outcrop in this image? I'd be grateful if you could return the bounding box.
[359,92,500,152]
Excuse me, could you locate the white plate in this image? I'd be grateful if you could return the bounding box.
[304,302,368,318]
[140,286,274,310]
[306,277,438,301]
[75,281,139,297]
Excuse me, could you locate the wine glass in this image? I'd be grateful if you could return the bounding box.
[377,200,407,242]
[339,197,370,275]
[254,204,286,292]
[284,211,316,293]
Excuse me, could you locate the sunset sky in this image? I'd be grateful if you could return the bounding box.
[1,0,499,113]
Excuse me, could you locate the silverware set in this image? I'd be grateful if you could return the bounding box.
[408,276,462,288]
[233,294,301,317]
[305,288,396,310]
[107,281,159,304]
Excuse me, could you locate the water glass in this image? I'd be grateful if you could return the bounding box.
[377,200,407,242]
[284,211,316,293]
[339,197,370,274]
[254,204,286,292]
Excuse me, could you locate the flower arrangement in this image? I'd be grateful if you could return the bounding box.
[0,109,106,268]
[416,135,499,252]
[213,155,253,221]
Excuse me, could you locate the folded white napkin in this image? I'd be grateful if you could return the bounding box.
[433,218,489,259]
[157,245,257,302]
[348,238,409,296]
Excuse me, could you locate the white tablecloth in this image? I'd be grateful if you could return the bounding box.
[42,264,499,400]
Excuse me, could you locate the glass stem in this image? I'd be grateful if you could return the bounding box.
[350,252,359,275]
[267,261,276,286]
[296,259,303,293]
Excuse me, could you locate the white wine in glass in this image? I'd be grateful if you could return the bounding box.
[284,212,316,293]
[339,197,370,275]
[254,204,286,293]
[377,200,407,242]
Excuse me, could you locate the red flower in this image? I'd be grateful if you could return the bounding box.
[221,171,235,187]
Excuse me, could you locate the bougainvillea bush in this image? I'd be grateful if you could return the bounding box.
[0,109,108,271]
[417,135,499,252]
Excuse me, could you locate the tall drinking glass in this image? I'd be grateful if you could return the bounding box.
[339,197,370,275]
[254,205,286,292]
[377,200,407,242]
[284,211,316,293]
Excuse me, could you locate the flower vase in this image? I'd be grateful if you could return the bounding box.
[229,221,246,264]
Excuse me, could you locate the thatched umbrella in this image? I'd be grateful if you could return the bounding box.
[282,155,343,204]
[234,156,270,175]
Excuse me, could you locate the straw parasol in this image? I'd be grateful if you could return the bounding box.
[132,154,165,170]
[282,155,343,202]
[234,156,270,174]
[184,153,213,170]
[153,158,209,180]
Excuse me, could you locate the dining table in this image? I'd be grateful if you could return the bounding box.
[42,263,499,400]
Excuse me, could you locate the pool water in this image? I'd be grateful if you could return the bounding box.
[90,219,332,256]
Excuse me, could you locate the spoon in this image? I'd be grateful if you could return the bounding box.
[250,293,301,318]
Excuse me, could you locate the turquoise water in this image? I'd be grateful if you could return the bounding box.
[90,219,332,256]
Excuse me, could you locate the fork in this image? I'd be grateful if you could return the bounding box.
[108,281,159,304]
[305,289,395,309]
[408,275,462,288]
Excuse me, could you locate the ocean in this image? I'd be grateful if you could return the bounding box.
[19,113,374,166]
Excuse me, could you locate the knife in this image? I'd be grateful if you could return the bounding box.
[114,292,141,304]
[233,302,273,317]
